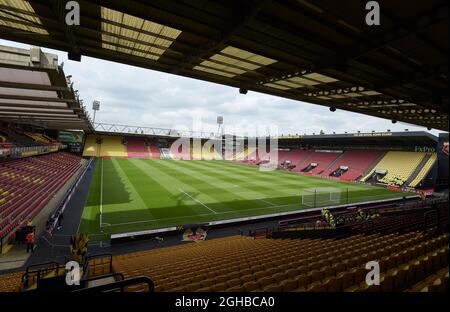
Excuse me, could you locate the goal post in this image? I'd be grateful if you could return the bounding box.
[301,189,343,208]
[301,190,316,208]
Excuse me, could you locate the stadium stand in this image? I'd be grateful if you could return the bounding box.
[159,148,173,159]
[191,144,202,160]
[281,149,314,171]
[276,199,449,236]
[98,136,127,158]
[80,135,436,188]
[408,154,437,188]
[0,130,13,149]
[0,143,15,149]
[300,151,342,175]
[107,231,448,292]
[148,139,161,159]
[0,197,447,293]
[409,267,448,292]
[0,129,61,152]
[0,129,37,147]
[322,150,385,181]
[200,144,222,160]
[0,272,22,292]
[82,135,99,157]
[0,152,82,245]
[276,150,291,164]
[361,151,427,186]
[235,146,256,161]
[9,133,38,147]
[126,137,150,158]
[351,209,448,236]
[23,132,59,146]
[82,135,127,158]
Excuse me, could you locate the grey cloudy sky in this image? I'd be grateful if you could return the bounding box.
[1,39,443,137]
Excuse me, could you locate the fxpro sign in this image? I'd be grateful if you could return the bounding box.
[414,146,436,153]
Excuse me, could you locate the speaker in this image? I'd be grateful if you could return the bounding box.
[68,52,81,62]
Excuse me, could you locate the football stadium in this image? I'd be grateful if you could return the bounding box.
[0,0,448,301]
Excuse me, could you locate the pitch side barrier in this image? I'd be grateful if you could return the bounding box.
[47,157,94,234]
[109,194,420,245]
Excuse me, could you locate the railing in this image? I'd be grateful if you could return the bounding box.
[20,251,117,290]
[94,122,222,139]
[84,253,113,279]
[275,197,448,234]
[0,144,65,158]
[82,272,125,285]
[47,157,93,234]
[72,276,155,293]
[21,261,60,289]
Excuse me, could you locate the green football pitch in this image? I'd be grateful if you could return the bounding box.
[78,158,412,237]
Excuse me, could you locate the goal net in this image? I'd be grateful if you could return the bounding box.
[301,189,342,208]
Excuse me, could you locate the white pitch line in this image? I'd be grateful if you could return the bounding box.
[179,189,217,214]
[107,202,299,227]
[258,198,276,206]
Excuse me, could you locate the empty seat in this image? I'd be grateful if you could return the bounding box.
[263,284,282,292]
[258,276,274,289]
[280,279,297,292]
[211,283,227,292]
[243,281,260,292]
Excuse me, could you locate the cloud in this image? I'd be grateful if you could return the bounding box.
[0,39,444,137]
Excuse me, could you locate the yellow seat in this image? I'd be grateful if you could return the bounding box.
[280,279,297,292]
[324,276,342,292]
[340,272,355,290]
[307,283,325,292]
[227,285,245,292]
[258,276,274,289]
[226,278,241,288]
[214,275,228,284]
[380,274,394,292]
[361,151,428,184]
[243,281,259,292]
[272,272,287,284]
[263,284,282,292]
[240,274,255,284]
[295,275,310,291]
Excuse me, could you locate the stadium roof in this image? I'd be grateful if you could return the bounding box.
[0,44,93,130]
[278,131,438,148]
[0,0,447,130]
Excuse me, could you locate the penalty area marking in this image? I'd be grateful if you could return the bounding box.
[106,202,300,227]
[179,189,217,214]
[258,198,276,206]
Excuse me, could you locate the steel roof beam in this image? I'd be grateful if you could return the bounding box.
[0,80,71,92]
[174,0,267,73]
[0,94,75,103]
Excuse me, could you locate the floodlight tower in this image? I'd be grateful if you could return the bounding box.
[217,116,224,137]
[92,100,100,125]
[217,116,225,158]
